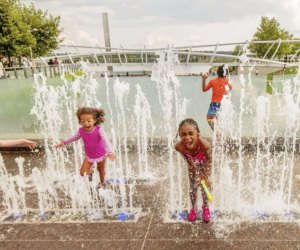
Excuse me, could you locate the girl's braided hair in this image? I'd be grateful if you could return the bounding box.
[178,118,200,135]
[76,107,105,125]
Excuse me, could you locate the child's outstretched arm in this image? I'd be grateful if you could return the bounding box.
[201,72,209,92]
[0,139,38,149]
[54,141,65,148]
[99,127,116,161]
[55,132,81,148]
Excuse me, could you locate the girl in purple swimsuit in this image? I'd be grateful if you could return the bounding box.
[175,118,212,223]
[55,107,115,188]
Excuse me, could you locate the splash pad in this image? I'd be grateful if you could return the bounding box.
[0,49,300,241]
[0,70,152,223]
[162,60,300,239]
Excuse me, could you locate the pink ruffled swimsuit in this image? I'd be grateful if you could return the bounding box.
[63,125,114,163]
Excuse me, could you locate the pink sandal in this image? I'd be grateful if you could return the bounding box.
[202,206,211,223]
[188,208,197,222]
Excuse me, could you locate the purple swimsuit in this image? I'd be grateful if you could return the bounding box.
[63,125,114,163]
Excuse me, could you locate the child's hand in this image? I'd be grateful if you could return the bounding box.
[201,72,208,80]
[55,141,65,148]
[108,153,116,161]
[23,139,38,149]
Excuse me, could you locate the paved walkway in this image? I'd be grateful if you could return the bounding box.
[1,181,300,250]
[0,151,300,249]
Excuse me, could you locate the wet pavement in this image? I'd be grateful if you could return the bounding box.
[0,150,300,250]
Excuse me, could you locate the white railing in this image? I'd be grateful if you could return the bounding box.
[32,39,300,68]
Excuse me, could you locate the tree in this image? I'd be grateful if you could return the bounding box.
[249,16,293,59]
[0,0,35,61]
[232,44,244,56]
[0,0,62,62]
[22,3,62,57]
[290,38,300,61]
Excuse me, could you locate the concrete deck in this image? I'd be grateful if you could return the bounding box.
[0,151,299,250]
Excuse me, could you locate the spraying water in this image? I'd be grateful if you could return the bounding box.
[212,58,300,223]
[0,49,299,236]
[0,69,143,221]
[133,84,156,178]
[152,49,189,214]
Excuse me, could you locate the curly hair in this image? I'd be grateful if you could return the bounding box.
[76,107,105,125]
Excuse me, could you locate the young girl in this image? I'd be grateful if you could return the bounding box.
[55,107,115,188]
[175,118,212,223]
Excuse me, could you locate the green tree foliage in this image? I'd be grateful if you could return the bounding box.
[22,3,62,57]
[0,0,62,60]
[249,16,293,59]
[0,0,35,58]
[232,44,244,56]
[290,38,300,59]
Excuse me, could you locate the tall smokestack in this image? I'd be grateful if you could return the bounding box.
[102,13,111,52]
[101,12,113,72]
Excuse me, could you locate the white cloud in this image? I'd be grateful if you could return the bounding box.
[282,0,300,35]
[144,33,174,48]
[21,0,300,48]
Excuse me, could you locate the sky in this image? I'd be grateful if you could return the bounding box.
[21,0,300,49]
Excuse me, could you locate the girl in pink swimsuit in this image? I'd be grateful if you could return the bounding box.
[175,118,212,223]
[55,107,115,188]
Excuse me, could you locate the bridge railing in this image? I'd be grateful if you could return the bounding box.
[1,64,81,79]
[35,52,239,66]
[4,40,295,78]
[41,39,300,67]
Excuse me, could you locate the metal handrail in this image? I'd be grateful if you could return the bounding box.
[57,39,300,52]
[28,39,300,68]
